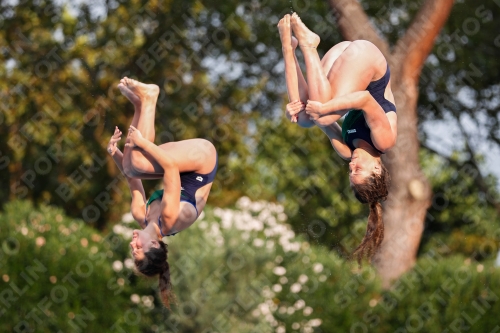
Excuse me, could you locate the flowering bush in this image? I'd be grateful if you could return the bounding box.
[2,199,500,332]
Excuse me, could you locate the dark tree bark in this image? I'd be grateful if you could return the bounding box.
[328,0,455,286]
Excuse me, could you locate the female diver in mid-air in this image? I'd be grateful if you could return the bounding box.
[106,78,218,307]
[277,13,397,262]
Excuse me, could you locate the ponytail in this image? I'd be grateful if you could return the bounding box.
[134,241,175,309]
[158,260,174,308]
[350,162,390,263]
[351,202,384,263]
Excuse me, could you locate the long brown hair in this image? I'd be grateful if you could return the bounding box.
[350,162,390,263]
[134,241,174,308]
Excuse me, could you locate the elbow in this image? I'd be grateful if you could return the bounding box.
[358,91,373,108]
[160,212,176,231]
[131,206,145,224]
[379,137,396,153]
[161,154,177,170]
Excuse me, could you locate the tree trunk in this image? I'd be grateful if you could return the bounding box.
[375,64,432,285]
[328,0,455,286]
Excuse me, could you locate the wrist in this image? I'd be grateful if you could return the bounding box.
[137,137,149,149]
[319,103,325,115]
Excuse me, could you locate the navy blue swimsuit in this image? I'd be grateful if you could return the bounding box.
[342,64,396,153]
[144,153,218,236]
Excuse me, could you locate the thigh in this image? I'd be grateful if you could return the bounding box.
[124,138,216,178]
[326,40,386,97]
[320,41,351,75]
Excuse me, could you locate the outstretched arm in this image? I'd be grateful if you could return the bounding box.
[107,127,147,227]
[126,126,181,235]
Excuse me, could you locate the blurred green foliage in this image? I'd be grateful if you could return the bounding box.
[2,199,500,332]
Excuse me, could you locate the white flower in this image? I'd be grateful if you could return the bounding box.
[236,196,251,210]
[265,314,275,323]
[272,284,282,292]
[276,326,286,333]
[250,201,264,212]
[303,306,313,316]
[313,263,324,273]
[309,319,322,327]
[142,295,154,308]
[124,259,134,269]
[290,283,301,293]
[262,287,275,299]
[272,266,286,276]
[130,294,140,303]
[253,238,264,247]
[259,303,270,315]
[112,260,123,272]
[298,274,308,284]
[294,300,305,310]
[122,212,134,223]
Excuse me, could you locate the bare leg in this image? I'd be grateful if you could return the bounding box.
[321,41,352,86]
[291,13,331,103]
[326,40,380,97]
[118,78,160,177]
[291,37,308,102]
[119,77,159,142]
[123,139,217,180]
[278,14,314,127]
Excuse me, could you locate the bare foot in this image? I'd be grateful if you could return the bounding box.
[277,14,293,48]
[118,77,159,104]
[117,81,141,107]
[291,13,320,48]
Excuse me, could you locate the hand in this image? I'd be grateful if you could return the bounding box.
[286,100,305,123]
[305,100,323,121]
[107,126,122,156]
[125,125,144,148]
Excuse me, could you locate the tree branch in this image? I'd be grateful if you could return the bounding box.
[393,0,455,80]
[327,0,389,56]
